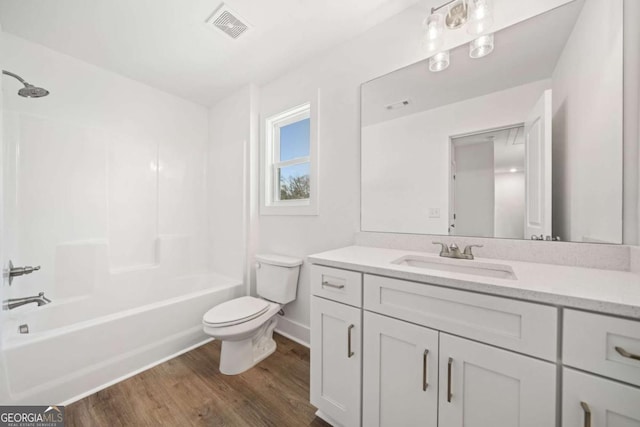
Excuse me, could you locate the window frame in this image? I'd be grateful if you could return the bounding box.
[260,99,319,216]
[271,108,310,204]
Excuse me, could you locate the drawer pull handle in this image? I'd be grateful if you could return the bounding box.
[422,349,429,391]
[347,324,355,358]
[580,401,591,427]
[447,357,453,402]
[615,346,640,361]
[322,281,345,289]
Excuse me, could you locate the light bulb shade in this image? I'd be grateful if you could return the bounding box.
[429,50,450,72]
[423,13,444,52]
[469,33,494,58]
[467,0,493,35]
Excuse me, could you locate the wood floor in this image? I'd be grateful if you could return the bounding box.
[66,334,330,427]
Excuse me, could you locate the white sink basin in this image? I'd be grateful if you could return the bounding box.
[391,255,517,280]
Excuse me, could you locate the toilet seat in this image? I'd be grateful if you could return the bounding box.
[203,296,270,327]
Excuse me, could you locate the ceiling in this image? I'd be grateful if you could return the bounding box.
[0,0,419,106]
[453,126,525,173]
[362,0,584,126]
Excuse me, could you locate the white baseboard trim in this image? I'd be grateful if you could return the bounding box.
[315,410,342,427]
[275,315,310,348]
[59,338,214,406]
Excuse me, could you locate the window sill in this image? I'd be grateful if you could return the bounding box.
[260,201,318,216]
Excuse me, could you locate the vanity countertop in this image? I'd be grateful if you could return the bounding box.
[308,246,640,319]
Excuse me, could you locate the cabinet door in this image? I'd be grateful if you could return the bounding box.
[563,368,640,427]
[439,334,556,427]
[310,296,361,427]
[363,311,439,427]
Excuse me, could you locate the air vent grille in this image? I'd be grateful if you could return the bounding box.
[207,4,250,39]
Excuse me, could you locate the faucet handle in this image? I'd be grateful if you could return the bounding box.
[463,244,483,257]
[432,242,449,255]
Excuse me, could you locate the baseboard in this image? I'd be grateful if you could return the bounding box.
[59,338,214,406]
[315,410,342,427]
[275,315,310,348]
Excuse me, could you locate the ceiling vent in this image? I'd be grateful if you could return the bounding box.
[206,4,250,39]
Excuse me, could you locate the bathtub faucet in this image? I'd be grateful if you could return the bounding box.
[2,292,51,310]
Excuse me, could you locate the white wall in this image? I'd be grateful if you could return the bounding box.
[1,34,210,300]
[495,173,525,239]
[362,79,549,235]
[551,0,623,244]
[454,142,495,237]
[251,0,573,341]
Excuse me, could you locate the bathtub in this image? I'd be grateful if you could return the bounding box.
[0,272,243,405]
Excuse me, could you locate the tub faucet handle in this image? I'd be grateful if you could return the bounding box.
[7,260,41,285]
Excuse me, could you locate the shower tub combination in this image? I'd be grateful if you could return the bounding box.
[1,271,243,405]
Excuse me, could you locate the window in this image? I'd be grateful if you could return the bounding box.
[261,102,318,215]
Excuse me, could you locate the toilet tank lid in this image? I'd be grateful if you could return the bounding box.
[256,253,303,267]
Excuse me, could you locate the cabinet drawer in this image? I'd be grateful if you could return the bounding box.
[563,368,640,426]
[564,309,640,387]
[364,275,558,361]
[311,265,362,307]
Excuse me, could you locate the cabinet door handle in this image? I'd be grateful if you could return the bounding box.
[322,281,345,289]
[580,401,591,427]
[615,346,640,361]
[347,324,355,358]
[422,350,429,391]
[447,357,453,402]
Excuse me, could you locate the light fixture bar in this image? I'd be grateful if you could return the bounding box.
[431,0,459,14]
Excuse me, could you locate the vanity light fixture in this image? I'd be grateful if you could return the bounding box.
[425,0,495,71]
[423,12,445,52]
[509,168,518,173]
[429,50,451,72]
[444,0,469,29]
[466,0,493,35]
[469,33,494,58]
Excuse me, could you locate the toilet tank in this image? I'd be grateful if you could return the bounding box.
[255,254,303,304]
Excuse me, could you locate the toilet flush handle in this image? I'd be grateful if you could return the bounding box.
[255,262,261,269]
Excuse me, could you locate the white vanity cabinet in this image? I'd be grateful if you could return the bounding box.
[310,264,559,427]
[563,368,640,427]
[361,313,556,427]
[310,267,363,427]
[438,333,556,427]
[362,311,439,427]
[562,310,640,426]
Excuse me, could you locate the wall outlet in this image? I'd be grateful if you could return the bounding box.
[428,208,440,218]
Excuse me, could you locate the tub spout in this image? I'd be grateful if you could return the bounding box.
[2,292,51,310]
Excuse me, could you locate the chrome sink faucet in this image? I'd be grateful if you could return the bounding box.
[433,242,483,260]
[3,292,51,310]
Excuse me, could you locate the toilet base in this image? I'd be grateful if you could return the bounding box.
[219,316,278,375]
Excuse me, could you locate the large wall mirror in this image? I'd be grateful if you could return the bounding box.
[361,0,624,244]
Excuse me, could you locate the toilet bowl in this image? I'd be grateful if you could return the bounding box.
[202,254,302,375]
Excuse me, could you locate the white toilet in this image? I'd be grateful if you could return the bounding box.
[202,254,303,375]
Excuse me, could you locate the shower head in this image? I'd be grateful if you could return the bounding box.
[18,84,50,98]
[2,70,50,98]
